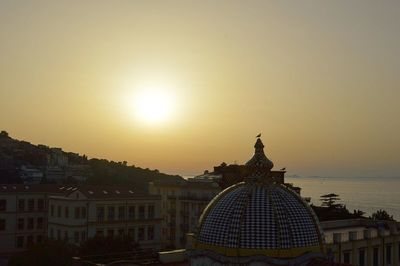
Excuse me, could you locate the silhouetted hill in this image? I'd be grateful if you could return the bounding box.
[0,130,183,187]
[86,158,183,190]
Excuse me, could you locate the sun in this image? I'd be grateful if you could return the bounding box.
[133,87,176,124]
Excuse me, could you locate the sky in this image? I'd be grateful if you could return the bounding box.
[0,1,399,177]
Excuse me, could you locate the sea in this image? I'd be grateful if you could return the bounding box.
[286,176,400,221]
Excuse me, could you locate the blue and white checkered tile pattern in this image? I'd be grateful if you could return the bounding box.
[270,190,292,249]
[197,183,321,250]
[226,185,253,248]
[276,187,320,247]
[197,185,247,246]
[240,185,277,248]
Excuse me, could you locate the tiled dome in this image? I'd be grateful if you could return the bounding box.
[195,182,324,258]
[190,137,325,265]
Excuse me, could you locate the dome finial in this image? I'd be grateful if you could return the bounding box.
[245,136,274,179]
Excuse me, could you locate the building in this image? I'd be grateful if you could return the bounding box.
[148,178,220,249]
[322,219,400,266]
[0,184,64,253]
[47,185,163,250]
[212,160,301,194]
[19,165,44,184]
[0,179,220,255]
[187,138,347,266]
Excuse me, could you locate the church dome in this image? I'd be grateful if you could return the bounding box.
[189,138,325,265]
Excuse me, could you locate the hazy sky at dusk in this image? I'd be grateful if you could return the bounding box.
[1,1,399,177]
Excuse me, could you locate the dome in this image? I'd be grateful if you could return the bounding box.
[189,138,325,265]
[194,182,324,259]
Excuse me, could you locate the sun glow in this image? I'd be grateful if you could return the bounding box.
[130,83,177,125]
[134,89,174,124]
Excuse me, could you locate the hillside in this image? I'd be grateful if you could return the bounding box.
[0,130,183,188]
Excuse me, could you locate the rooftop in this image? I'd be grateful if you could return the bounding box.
[0,184,159,199]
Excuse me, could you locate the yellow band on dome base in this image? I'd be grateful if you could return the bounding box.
[195,242,323,258]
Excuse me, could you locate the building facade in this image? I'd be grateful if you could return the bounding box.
[47,185,163,250]
[322,219,400,266]
[148,178,221,249]
[0,180,220,254]
[0,185,63,253]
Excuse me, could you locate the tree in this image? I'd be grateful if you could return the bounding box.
[353,209,366,218]
[79,235,138,256]
[8,240,75,266]
[370,209,395,221]
[0,130,8,137]
[320,193,342,209]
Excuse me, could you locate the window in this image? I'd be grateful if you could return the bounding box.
[81,231,86,241]
[148,205,155,219]
[118,206,125,220]
[65,207,69,218]
[64,231,68,240]
[37,199,44,210]
[57,206,61,217]
[74,231,79,243]
[37,217,43,229]
[28,199,34,211]
[96,229,103,237]
[128,206,135,220]
[373,247,379,266]
[50,205,54,216]
[97,207,105,221]
[147,226,154,240]
[386,244,392,265]
[0,219,5,231]
[27,217,34,230]
[81,207,86,219]
[0,199,6,211]
[359,249,365,266]
[107,229,114,238]
[128,228,135,240]
[18,218,24,230]
[118,228,124,236]
[57,229,61,240]
[50,228,54,239]
[343,251,350,264]
[108,206,115,221]
[183,202,189,212]
[36,235,43,243]
[139,206,145,220]
[17,236,24,248]
[75,207,80,219]
[18,199,25,211]
[27,235,34,247]
[138,227,145,241]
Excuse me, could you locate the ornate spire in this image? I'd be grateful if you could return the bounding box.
[245,137,274,179]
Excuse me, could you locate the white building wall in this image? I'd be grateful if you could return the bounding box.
[0,192,48,253]
[48,195,163,249]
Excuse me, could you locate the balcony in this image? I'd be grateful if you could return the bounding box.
[179,195,212,201]
[180,224,189,231]
[168,222,176,227]
[180,210,190,216]
[168,209,176,215]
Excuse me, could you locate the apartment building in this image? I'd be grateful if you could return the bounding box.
[148,177,221,249]
[322,219,400,266]
[0,180,220,254]
[47,185,163,249]
[0,184,64,253]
